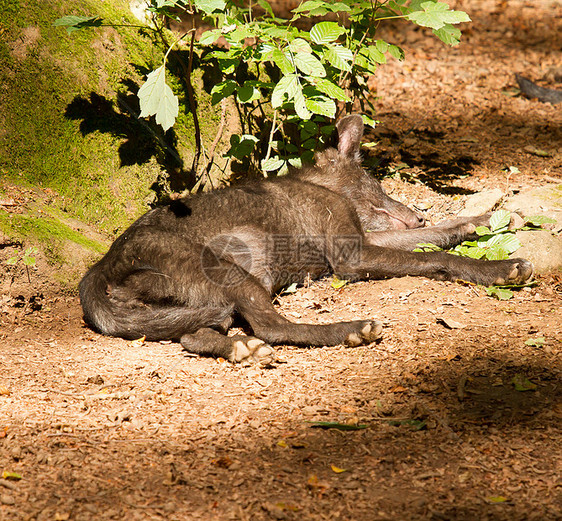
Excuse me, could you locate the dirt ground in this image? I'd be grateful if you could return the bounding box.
[1,1,561,520]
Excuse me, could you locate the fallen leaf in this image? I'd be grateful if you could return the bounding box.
[54,513,70,521]
[331,276,348,289]
[487,496,509,503]
[129,336,146,348]
[485,287,514,300]
[2,471,22,481]
[512,374,537,392]
[274,502,300,512]
[330,464,347,473]
[387,419,427,430]
[437,317,466,329]
[389,385,408,393]
[0,386,10,396]
[281,283,298,294]
[307,474,330,491]
[524,337,545,347]
[308,421,368,431]
[277,440,288,448]
[212,456,233,468]
[523,145,551,157]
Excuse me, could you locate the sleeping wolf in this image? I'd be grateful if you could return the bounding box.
[79,115,532,364]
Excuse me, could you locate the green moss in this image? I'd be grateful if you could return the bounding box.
[0,0,22,28]
[0,0,166,234]
[0,211,107,254]
[0,0,231,250]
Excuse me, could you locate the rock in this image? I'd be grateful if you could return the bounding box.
[458,185,562,274]
[458,188,504,216]
[515,230,562,274]
[505,184,562,274]
[504,184,562,231]
[1,493,15,505]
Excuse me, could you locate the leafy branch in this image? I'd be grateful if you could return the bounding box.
[6,246,38,283]
[415,210,557,299]
[54,0,472,181]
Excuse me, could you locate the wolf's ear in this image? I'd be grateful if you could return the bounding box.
[336,115,364,161]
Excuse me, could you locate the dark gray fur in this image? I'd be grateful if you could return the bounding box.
[79,115,533,362]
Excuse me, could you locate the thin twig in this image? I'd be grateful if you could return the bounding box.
[264,110,278,163]
[205,98,228,176]
[187,29,202,175]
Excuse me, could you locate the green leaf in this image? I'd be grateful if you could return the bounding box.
[489,210,511,232]
[387,44,405,61]
[308,421,368,431]
[485,233,521,256]
[226,25,255,44]
[524,337,545,347]
[305,96,336,117]
[387,419,427,430]
[198,28,222,45]
[288,157,302,168]
[257,0,274,17]
[512,374,537,392]
[293,90,312,119]
[264,26,290,39]
[433,24,462,46]
[226,134,258,159]
[464,246,487,259]
[408,2,471,30]
[310,21,345,44]
[271,74,300,107]
[314,79,349,102]
[153,0,177,8]
[328,2,352,11]
[237,81,262,103]
[294,53,326,77]
[485,287,513,300]
[53,15,103,34]
[288,38,313,54]
[475,226,491,236]
[361,114,377,128]
[301,138,317,150]
[270,48,295,74]
[524,145,551,157]
[6,256,18,265]
[485,246,509,261]
[216,57,239,75]
[138,66,179,132]
[525,215,557,227]
[414,242,442,252]
[324,45,353,72]
[292,1,326,14]
[194,0,226,14]
[368,45,386,64]
[23,255,36,267]
[375,40,389,53]
[261,157,286,172]
[210,80,237,105]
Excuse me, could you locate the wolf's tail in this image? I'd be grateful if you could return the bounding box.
[78,264,233,341]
